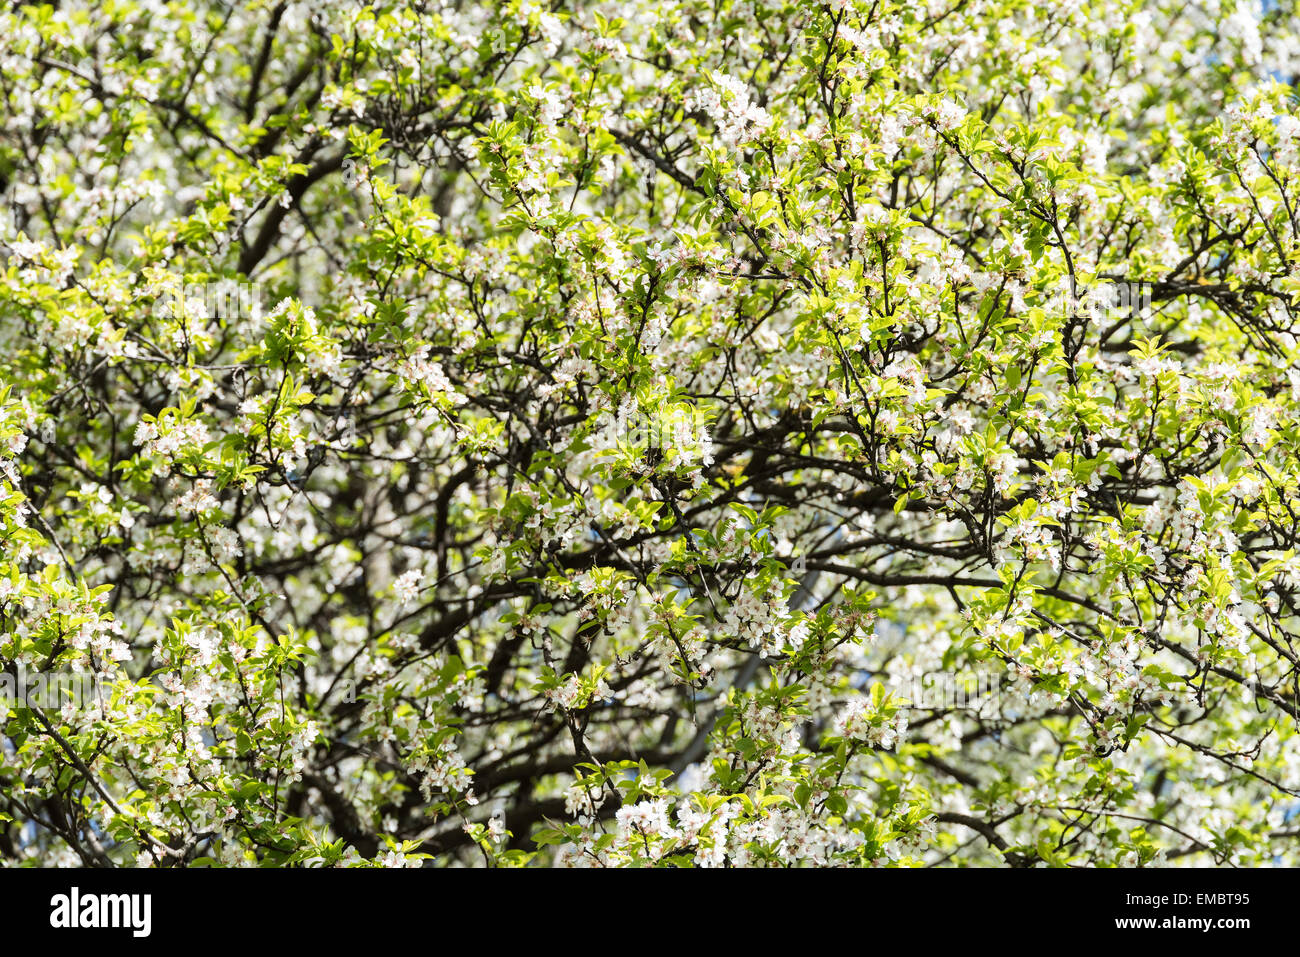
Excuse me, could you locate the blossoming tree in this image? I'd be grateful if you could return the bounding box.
[2,0,1300,867]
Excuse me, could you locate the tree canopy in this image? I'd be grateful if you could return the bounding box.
[3,0,1300,867]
